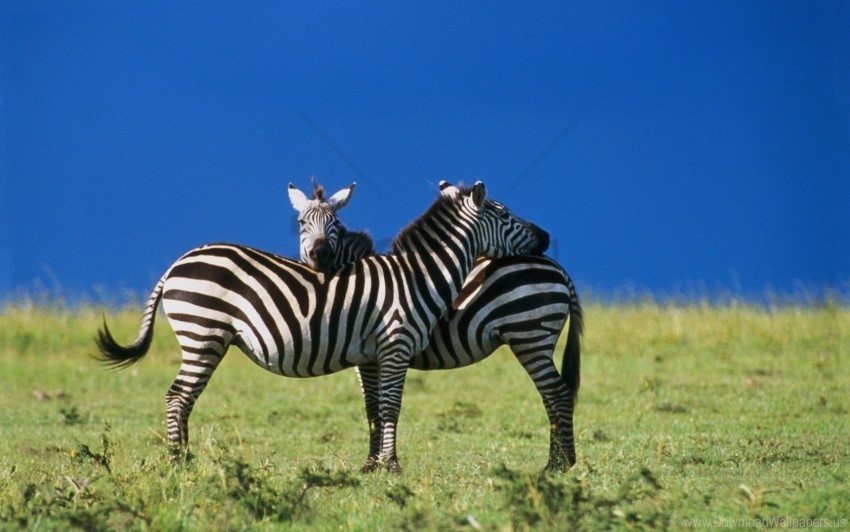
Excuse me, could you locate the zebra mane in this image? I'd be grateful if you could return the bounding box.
[312,182,326,201]
[340,226,376,256]
[390,184,474,255]
[343,227,375,246]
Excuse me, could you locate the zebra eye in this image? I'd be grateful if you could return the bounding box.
[298,219,306,226]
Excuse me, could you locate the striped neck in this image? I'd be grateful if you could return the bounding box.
[390,192,482,310]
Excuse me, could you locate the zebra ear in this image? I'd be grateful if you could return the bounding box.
[328,183,355,211]
[439,180,460,198]
[288,183,310,212]
[470,181,487,207]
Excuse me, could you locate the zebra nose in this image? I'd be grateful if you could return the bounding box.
[316,245,332,262]
[309,238,333,266]
[530,225,550,254]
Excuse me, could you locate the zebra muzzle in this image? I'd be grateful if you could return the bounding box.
[308,238,334,268]
[530,225,550,254]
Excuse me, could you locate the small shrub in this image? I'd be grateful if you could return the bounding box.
[72,424,113,474]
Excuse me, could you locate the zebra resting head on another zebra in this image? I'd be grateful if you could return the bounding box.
[288,181,375,272]
[97,180,550,473]
[293,179,583,471]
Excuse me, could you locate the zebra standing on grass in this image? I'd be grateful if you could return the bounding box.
[289,182,583,471]
[97,181,548,473]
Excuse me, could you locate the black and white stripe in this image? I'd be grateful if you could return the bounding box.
[97,181,548,473]
[293,182,582,470]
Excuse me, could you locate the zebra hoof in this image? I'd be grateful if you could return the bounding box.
[386,459,403,474]
[167,447,194,464]
[543,456,574,473]
[361,456,380,474]
[543,461,562,473]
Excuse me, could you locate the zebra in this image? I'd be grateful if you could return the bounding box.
[96,181,548,473]
[289,181,583,471]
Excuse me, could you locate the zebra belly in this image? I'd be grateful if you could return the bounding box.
[228,321,374,378]
[410,319,502,370]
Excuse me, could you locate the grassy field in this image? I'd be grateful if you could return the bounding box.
[0,301,847,530]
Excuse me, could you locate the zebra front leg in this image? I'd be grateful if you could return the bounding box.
[164,349,224,458]
[355,363,382,473]
[377,355,411,474]
[515,352,576,471]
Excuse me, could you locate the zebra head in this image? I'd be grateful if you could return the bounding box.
[439,180,549,257]
[288,182,355,271]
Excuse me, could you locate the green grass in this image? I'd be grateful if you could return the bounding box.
[1,301,848,530]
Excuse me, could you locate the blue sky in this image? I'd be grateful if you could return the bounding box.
[1,1,848,301]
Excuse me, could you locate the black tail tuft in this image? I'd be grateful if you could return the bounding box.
[561,277,583,402]
[95,319,152,370]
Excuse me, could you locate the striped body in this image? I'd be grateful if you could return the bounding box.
[360,254,582,470]
[292,182,582,470]
[163,244,385,377]
[98,182,548,472]
[412,255,575,370]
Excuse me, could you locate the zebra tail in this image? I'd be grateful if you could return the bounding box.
[561,275,583,401]
[96,275,166,370]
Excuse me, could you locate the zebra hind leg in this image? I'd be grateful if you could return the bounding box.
[355,363,383,473]
[542,393,576,471]
[164,348,225,459]
[514,350,576,471]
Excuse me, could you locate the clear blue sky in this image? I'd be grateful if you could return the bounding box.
[1,1,848,301]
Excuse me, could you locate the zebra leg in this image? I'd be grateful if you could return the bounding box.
[514,351,576,471]
[543,391,576,471]
[164,348,225,457]
[355,363,383,473]
[377,355,410,474]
